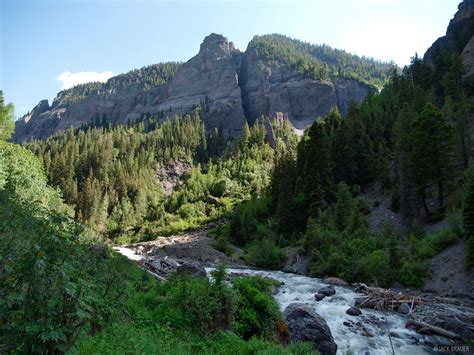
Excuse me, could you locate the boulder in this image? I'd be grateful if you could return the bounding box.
[324,277,349,286]
[282,247,311,275]
[318,285,336,296]
[346,307,362,316]
[284,303,337,355]
[314,293,326,301]
[176,261,207,278]
[89,244,109,259]
[397,303,410,315]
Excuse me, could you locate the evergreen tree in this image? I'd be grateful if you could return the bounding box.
[0,91,14,140]
[394,105,417,225]
[411,103,455,215]
[298,117,332,217]
[463,163,474,268]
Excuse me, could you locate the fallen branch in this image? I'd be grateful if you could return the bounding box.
[355,284,425,312]
[406,320,461,339]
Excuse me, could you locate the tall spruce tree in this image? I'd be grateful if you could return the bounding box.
[0,91,14,140]
[463,162,474,268]
[298,117,332,217]
[411,103,455,215]
[395,104,417,225]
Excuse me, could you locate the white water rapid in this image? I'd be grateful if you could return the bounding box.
[210,268,436,355]
[115,245,439,354]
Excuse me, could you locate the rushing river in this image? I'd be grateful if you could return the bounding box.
[115,246,436,354]
[208,268,435,355]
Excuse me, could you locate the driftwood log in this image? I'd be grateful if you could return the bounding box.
[406,320,461,339]
[354,284,425,312]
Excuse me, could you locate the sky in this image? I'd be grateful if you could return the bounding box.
[0,0,460,117]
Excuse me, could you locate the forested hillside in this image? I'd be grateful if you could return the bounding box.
[0,91,313,353]
[52,62,182,107]
[22,36,474,288]
[224,42,474,286]
[26,110,297,246]
[248,34,392,87]
[15,32,392,143]
[2,1,474,352]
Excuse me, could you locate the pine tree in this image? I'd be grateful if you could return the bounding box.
[238,123,250,152]
[395,105,417,225]
[411,103,455,215]
[0,91,14,140]
[272,150,297,233]
[463,163,474,268]
[298,117,332,217]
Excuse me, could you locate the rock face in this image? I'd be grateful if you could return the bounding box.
[14,33,376,143]
[239,46,373,130]
[424,0,474,100]
[282,246,311,274]
[284,303,337,355]
[424,0,474,63]
[462,36,474,90]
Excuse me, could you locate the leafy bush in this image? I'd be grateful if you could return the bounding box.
[244,238,286,270]
[398,258,429,288]
[153,268,235,336]
[232,276,282,340]
[210,224,234,256]
[70,265,313,354]
[0,142,125,353]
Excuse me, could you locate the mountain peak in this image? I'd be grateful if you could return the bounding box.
[199,33,236,56]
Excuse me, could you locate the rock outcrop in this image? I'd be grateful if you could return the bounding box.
[239,45,373,130]
[284,303,337,355]
[424,0,474,64]
[14,33,377,143]
[423,0,474,100]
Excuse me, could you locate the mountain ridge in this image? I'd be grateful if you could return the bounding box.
[14,33,393,142]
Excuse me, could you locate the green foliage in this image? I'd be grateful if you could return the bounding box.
[210,224,234,256]
[398,258,429,289]
[0,142,308,352]
[0,90,15,140]
[463,162,474,267]
[232,276,282,340]
[262,43,472,288]
[249,34,392,88]
[71,265,312,354]
[153,273,235,336]
[0,141,125,353]
[53,62,182,107]
[244,238,286,270]
[26,113,288,243]
[411,103,455,212]
[0,141,64,211]
[463,162,474,237]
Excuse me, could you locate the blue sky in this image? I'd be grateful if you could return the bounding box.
[1,0,460,117]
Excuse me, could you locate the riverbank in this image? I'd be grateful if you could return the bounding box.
[114,225,474,354]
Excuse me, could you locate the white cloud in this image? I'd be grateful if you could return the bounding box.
[57,70,114,90]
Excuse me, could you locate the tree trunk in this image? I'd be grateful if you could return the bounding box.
[420,188,430,218]
[438,180,444,210]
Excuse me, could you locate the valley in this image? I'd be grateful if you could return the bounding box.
[1,0,474,354]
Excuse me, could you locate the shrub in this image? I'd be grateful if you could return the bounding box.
[232,276,282,340]
[155,271,235,336]
[244,238,286,269]
[210,224,234,256]
[398,258,428,288]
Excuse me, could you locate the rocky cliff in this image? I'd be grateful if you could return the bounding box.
[424,0,474,100]
[239,44,373,130]
[14,34,385,142]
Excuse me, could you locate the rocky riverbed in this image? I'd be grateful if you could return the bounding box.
[114,227,474,355]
